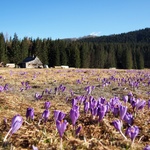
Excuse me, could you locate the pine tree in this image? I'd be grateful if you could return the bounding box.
[80,43,90,68]
[0,33,7,63]
[20,37,30,61]
[11,33,21,64]
[136,49,144,69]
[123,47,133,69]
[41,39,49,65]
[59,41,67,65]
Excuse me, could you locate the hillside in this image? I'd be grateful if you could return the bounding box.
[78,28,150,43]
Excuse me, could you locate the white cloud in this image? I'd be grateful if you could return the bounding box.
[90,32,101,36]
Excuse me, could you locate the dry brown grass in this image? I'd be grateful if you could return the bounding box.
[0,68,150,150]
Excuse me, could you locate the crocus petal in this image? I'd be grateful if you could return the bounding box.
[56,120,68,138]
[112,119,122,131]
[11,115,23,134]
[119,105,127,120]
[125,125,139,141]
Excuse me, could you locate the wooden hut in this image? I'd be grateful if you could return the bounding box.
[19,56,43,68]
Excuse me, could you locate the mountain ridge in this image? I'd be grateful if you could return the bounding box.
[62,28,150,43]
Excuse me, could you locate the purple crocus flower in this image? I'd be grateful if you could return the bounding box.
[84,101,89,113]
[75,125,82,136]
[3,115,23,142]
[76,79,81,84]
[0,85,4,92]
[44,101,51,109]
[112,119,127,140]
[125,125,139,142]
[84,86,94,95]
[123,112,134,125]
[39,109,50,124]
[4,84,9,91]
[70,105,79,126]
[71,98,77,107]
[26,107,34,120]
[98,105,107,121]
[10,115,23,134]
[123,95,128,103]
[148,99,150,109]
[35,91,44,100]
[109,97,121,116]
[119,105,127,120]
[32,145,38,150]
[135,99,146,110]
[98,97,106,104]
[54,110,66,122]
[112,119,122,131]
[143,145,150,150]
[56,119,68,138]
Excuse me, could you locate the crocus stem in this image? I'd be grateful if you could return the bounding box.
[131,138,135,147]
[60,137,63,150]
[38,119,42,126]
[3,128,12,142]
[119,130,127,140]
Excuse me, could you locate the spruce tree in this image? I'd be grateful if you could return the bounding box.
[0,33,7,63]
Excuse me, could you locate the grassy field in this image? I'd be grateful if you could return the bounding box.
[0,68,149,150]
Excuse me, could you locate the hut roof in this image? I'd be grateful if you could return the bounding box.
[22,56,42,64]
[22,57,36,62]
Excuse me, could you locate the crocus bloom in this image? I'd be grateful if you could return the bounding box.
[148,100,150,109]
[123,95,128,103]
[70,105,79,126]
[44,101,51,109]
[112,119,127,140]
[35,91,44,100]
[3,115,23,142]
[135,99,146,110]
[56,119,68,138]
[71,98,77,107]
[84,101,89,113]
[84,86,94,95]
[75,125,82,136]
[125,125,139,141]
[112,119,122,131]
[98,97,106,104]
[11,115,23,134]
[98,105,107,121]
[143,145,150,150]
[54,110,66,122]
[26,107,34,120]
[4,84,9,91]
[119,105,127,120]
[123,112,134,125]
[32,145,38,150]
[41,109,50,123]
[0,85,4,92]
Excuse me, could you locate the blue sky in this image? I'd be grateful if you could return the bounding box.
[0,0,150,40]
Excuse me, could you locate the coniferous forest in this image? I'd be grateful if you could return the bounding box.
[0,28,150,69]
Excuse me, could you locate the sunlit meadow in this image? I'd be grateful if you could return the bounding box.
[0,68,150,150]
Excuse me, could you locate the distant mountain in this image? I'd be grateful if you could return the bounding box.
[62,34,98,42]
[77,28,150,43]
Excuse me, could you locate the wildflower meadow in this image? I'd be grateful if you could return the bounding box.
[0,68,150,150]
